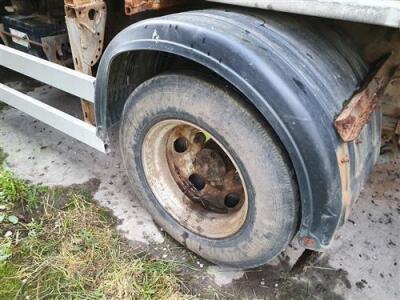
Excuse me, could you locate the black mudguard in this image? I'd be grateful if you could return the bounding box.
[95,9,381,250]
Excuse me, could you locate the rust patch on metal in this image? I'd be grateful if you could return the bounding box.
[64,0,107,124]
[336,143,352,219]
[335,54,397,142]
[301,236,318,249]
[124,0,186,15]
[64,0,106,68]
[166,125,245,213]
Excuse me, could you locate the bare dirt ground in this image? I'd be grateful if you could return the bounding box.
[0,69,399,299]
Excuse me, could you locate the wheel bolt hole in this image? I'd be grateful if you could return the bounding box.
[224,193,241,208]
[174,137,189,153]
[193,132,207,144]
[189,174,206,191]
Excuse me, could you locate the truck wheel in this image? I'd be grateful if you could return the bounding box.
[120,73,299,268]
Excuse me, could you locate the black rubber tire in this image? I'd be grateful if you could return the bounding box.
[120,73,299,269]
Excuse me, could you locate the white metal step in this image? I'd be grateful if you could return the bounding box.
[0,45,105,152]
[0,45,95,102]
[0,83,106,152]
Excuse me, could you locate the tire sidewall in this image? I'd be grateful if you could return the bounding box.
[120,73,298,268]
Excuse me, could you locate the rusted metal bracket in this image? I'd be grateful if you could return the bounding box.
[335,54,397,142]
[65,0,106,68]
[124,0,186,15]
[64,0,107,124]
[41,34,73,66]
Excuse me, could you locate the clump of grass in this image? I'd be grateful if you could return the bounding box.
[0,169,46,210]
[0,101,7,111]
[0,163,187,299]
[0,148,7,165]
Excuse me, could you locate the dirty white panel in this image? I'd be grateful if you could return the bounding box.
[208,0,400,28]
[0,45,96,101]
[0,83,105,152]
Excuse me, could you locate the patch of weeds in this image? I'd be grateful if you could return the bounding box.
[0,239,12,262]
[0,169,46,210]
[0,148,7,165]
[0,260,22,299]
[0,168,188,299]
[0,101,7,112]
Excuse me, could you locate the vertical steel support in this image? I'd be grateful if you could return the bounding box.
[64,0,106,124]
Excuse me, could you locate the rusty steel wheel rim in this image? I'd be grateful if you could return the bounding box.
[142,120,248,239]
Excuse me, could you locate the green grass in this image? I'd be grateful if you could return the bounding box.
[0,101,7,112]
[0,148,7,165]
[0,169,47,210]
[0,150,187,300]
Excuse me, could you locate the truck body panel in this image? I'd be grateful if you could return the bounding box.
[208,0,400,28]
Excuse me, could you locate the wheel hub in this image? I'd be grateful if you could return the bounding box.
[142,119,248,238]
[166,125,245,213]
